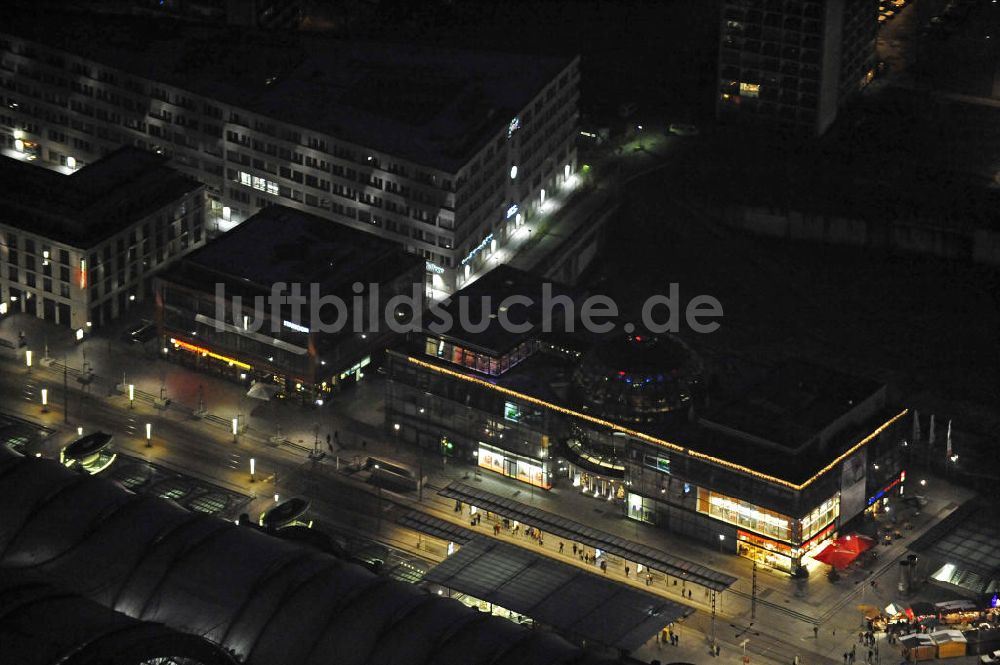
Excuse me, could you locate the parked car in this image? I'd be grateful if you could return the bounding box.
[980,650,1000,664]
[123,321,156,344]
[668,123,699,136]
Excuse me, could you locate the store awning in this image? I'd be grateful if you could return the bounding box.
[813,534,875,570]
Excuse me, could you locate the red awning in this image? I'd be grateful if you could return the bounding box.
[813,534,875,570]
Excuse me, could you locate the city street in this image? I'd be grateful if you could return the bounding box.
[0,308,976,665]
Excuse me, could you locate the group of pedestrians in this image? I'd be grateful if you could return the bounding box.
[657,625,681,647]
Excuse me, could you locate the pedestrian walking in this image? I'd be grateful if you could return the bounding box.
[844,652,849,664]
[601,560,607,573]
[625,565,630,578]
[852,645,857,659]
[688,589,693,599]
[674,634,679,647]
[715,645,721,657]
[814,626,819,639]
[572,543,578,556]
[559,541,564,553]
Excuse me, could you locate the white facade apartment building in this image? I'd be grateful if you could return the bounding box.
[0,147,206,331]
[0,11,580,295]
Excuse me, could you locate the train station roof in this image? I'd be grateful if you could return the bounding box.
[423,537,693,652]
[0,447,622,665]
[439,482,737,592]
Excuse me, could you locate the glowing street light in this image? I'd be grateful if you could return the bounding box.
[145,422,152,448]
[232,416,239,442]
[41,388,48,413]
[25,349,32,372]
[128,383,135,409]
[250,457,256,482]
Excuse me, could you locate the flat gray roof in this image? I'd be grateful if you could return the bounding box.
[423,536,693,652]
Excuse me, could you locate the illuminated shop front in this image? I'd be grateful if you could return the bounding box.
[628,492,657,523]
[425,335,539,376]
[563,433,626,503]
[698,488,841,574]
[697,488,793,541]
[736,530,794,573]
[477,443,551,489]
[572,470,625,501]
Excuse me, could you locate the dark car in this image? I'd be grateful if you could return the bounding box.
[123,321,156,344]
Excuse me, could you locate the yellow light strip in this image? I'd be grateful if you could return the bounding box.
[406,356,908,491]
[172,338,252,370]
[407,356,685,453]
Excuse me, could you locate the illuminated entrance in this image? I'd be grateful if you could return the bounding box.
[477,443,550,489]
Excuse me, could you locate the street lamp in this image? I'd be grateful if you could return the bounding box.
[128,384,135,409]
[41,388,48,413]
[250,457,256,483]
[719,533,726,553]
[145,422,152,448]
[374,464,383,535]
[232,416,239,443]
[25,349,32,373]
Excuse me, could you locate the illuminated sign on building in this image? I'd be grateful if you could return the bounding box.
[425,261,446,275]
[461,233,494,266]
[507,116,521,138]
[867,471,905,506]
[282,320,309,333]
[506,203,519,219]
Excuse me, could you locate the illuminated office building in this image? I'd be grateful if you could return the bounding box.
[0,7,579,296]
[0,146,205,331]
[717,0,877,135]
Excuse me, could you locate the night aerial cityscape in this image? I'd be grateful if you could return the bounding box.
[2,0,1000,663]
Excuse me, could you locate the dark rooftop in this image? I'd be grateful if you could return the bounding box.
[397,342,900,486]
[2,7,575,172]
[699,361,885,451]
[429,265,579,356]
[422,536,694,652]
[0,147,201,247]
[162,204,422,299]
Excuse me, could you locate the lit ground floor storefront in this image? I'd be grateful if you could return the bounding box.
[625,487,841,576]
[162,335,371,405]
[476,443,551,489]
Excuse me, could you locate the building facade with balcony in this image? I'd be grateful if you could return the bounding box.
[0,8,580,296]
[0,146,205,332]
[717,0,877,135]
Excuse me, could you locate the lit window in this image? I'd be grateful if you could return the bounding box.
[739,82,760,98]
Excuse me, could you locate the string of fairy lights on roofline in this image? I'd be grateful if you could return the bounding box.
[405,356,908,492]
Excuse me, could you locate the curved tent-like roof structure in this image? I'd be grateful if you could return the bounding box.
[0,448,619,665]
[0,573,234,665]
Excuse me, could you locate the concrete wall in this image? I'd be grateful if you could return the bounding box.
[727,205,1000,265]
